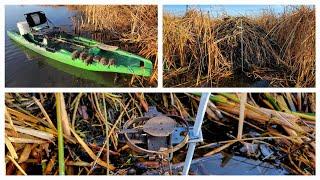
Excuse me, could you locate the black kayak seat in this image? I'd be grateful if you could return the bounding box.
[24,11,48,28]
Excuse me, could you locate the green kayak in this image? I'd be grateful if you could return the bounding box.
[7,11,153,77]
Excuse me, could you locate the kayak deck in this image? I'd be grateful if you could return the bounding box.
[7,30,153,77]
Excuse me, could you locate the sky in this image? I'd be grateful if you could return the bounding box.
[164,5,314,17]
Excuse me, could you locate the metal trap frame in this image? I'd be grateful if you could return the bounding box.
[119,93,210,175]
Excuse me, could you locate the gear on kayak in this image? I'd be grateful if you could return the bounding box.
[8,11,153,76]
[84,55,93,65]
[71,50,80,60]
[79,52,87,61]
[93,55,101,63]
[100,57,107,65]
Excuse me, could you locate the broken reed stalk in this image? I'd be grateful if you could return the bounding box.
[71,93,82,129]
[237,93,247,139]
[59,93,71,137]
[70,128,116,170]
[200,136,305,149]
[5,135,18,160]
[204,142,234,157]
[55,93,65,175]
[5,107,17,133]
[32,96,56,131]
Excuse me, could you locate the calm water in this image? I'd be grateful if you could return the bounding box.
[171,153,289,175]
[5,5,126,87]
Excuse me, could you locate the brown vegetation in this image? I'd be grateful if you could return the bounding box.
[163,6,315,87]
[5,93,315,175]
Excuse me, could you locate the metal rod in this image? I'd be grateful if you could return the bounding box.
[192,93,210,136]
[182,93,210,175]
[182,143,196,175]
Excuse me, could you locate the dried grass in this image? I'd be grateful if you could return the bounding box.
[4,93,315,175]
[163,10,231,87]
[261,6,315,87]
[163,6,315,87]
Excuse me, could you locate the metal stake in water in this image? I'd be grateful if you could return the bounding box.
[182,93,210,175]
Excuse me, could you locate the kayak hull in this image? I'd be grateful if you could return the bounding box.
[7,31,153,77]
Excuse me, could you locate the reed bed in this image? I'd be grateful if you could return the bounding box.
[163,6,315,87]
[260,6,315,87]
[215,17,284,72]
[163,10,231,87]
[68,5,158,87]
[5,93,315,175]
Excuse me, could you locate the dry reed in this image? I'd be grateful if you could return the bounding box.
[196,92,315,175]
[5,93,315,175]
[163,10,231,87]
[163,6,315,87]
[262,6,315,87]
